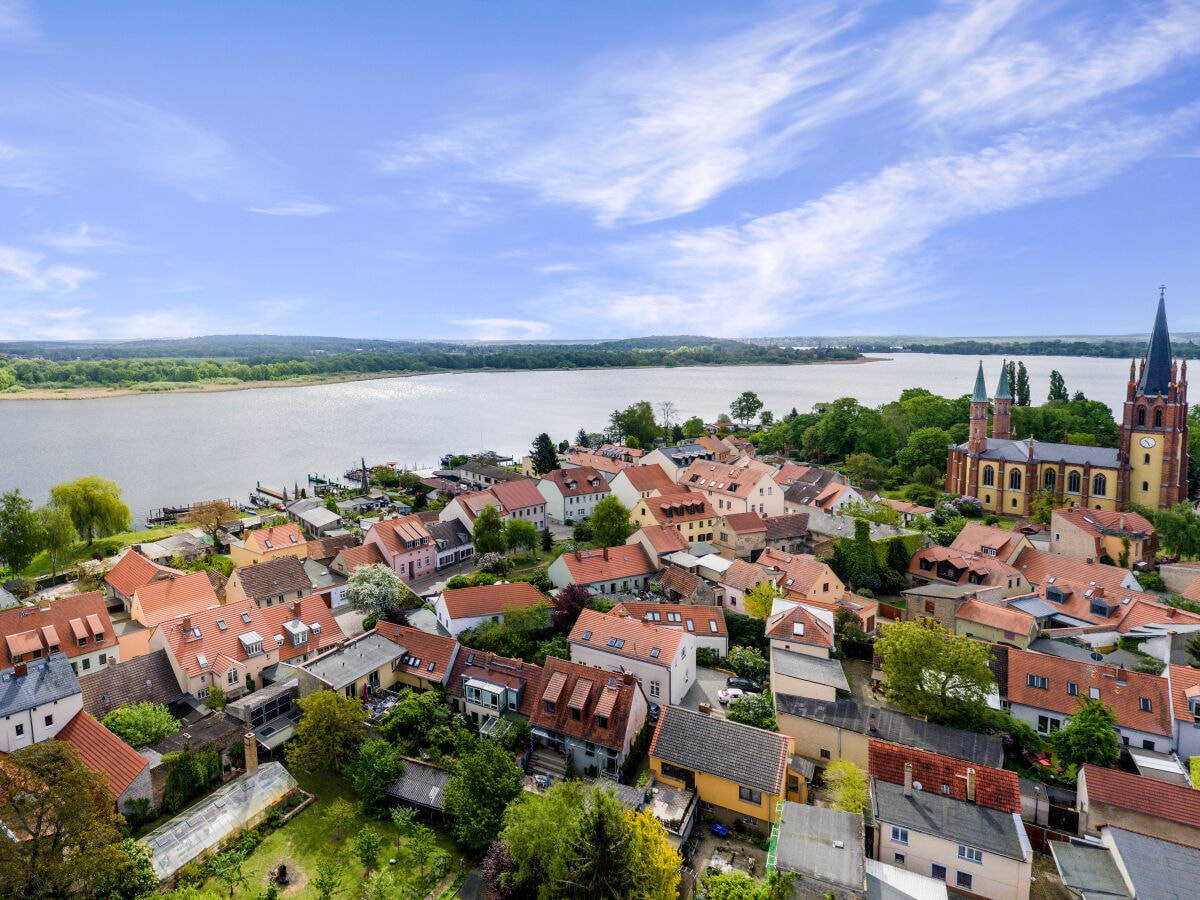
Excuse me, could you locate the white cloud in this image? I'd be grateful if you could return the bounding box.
[247,201,336,217]
[0,245,96,293]
[453,317,552,341]
[37,224,139,254]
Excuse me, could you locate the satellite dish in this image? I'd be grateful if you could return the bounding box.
[912,781,923,792]
[1091,652,1103,662]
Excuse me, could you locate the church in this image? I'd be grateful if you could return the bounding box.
[945,296,1189,515]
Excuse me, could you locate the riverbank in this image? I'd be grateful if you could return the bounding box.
[0,356,883,401]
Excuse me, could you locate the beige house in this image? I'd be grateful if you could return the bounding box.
[609,465,677,510]
[712,512,767,561]
[230,523,309,567]
[630,491,718,545]
[1050,507,1156,568]
[953,599,1038,649]
[298,631,408,699]
[677,458,783,518]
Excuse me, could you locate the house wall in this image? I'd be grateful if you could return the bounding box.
[610,473,667,511]
[570,635,695,706]
[229,542,309,568]
[1175,716,1200,760]
[118,762,154,815]
[1078,796,1200,848]
[651,760,783,834]
[537,482,606,522]
[434,597,512,637]
[69,642,119,677]
[776,712,869,768]
[0,691,83,752]
[770,670,838,703]
[1049,518,1103,562]
[954,618,1035,650]
[874,814,1031,900]
[903,593,962,632]
[1009,701,1170,752]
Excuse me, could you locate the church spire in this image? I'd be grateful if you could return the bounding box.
[971,361,988,403]
[995,360,1012,400]
[1137,286,1173,396]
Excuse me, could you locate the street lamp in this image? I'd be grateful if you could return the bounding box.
[1033,785,1042,826]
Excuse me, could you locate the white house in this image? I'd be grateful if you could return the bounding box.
[0,654,84,752]
[568,608,695,705]
[609,601,728,658]
[434,582,551,637]
[537,467,611,523]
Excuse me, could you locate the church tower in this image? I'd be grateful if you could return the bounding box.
[968,361,989,455]
[1119,290,1190,509]
[993,360,1013,440]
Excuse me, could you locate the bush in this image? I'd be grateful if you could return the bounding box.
[362,614,377,631]
[445,575,470,590]
[1191,756,1200,788]
[1139,571,1167,591]
[572,520,594,542]
[174,860,207,889]
[984,515,1000,526]
[696,647,720,668]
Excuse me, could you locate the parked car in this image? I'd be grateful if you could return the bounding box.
[725,677,762,693]
[717,687,744,705]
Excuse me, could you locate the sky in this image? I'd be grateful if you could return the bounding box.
[2,0,1200,342]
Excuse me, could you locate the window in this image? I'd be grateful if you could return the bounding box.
[1037,715,1061,734]
[544,700,555,714]
[1137,406,1146,426]
[956,872,973,890]
[931,864,947,881]
[982,466,995,487]
[1093,473,1107,496]
[1155,408,1163,427]
[1009,469,1022,490]
[739,786,762,805]
[958,845,983,864]
[228,669,239,684]
[820,748,831,760]
[1143,481,1150,492]
[44,714,52,727]
[891,826,909,845]
[77,636,87,648]
[1089,686,1101,700]
[82,657,91,670]
[661,762,692,783]
[1144,453,1151,465]
[649,680,661,698]
[1143,739,1155,750]
[1067,471,1081,493]
[1067,682,1078,696]
[925,600,936,614]
[571,708,581,721]
[1027,674,1049,690]
[1043,469,1056,489]
[14,723,23,736]
[894,852,906,865]
[1140,697,1153,712]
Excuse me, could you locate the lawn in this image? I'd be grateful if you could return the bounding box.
[20,521,200,579]
[197,770,467,899]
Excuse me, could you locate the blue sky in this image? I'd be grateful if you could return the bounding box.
[2,1,1199,342]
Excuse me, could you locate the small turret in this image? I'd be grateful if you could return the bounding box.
[993,361,1012,440]
[968,361,988,455]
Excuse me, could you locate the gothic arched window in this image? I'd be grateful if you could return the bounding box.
[1009,469,1022,491]
[1137,406,1146,426]
[1067,472,1081,493]
[982,466,995,487]
[1154,408,1163,427]
[1093,474,1107,496]
[1043,470,1056,489]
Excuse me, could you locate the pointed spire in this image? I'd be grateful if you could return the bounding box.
[971,361,988,403]
[1138,287,1173,395]
[995,360,1012,400]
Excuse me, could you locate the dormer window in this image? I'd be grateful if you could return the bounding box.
[571,707,581,721]
[597,715,609,729]
[1140,697,1152,712]
[239,632,265,657]
[545,700,555,714]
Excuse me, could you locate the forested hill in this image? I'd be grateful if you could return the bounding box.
[0,335,859,391]
[848,337,1200,358]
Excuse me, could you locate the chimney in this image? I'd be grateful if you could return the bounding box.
[903,762,913,797]
[181,616,192,633]
[966,767,976,803]
[13,662,27,678]
[1167,608,1176,619]
[182,732,192,752]
[244,733,258,772]
[603,547,609,560]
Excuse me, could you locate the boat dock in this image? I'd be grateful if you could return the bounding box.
[147,498,238,527]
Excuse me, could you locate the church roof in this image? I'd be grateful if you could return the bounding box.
[971,361,988,403]
[1137,292,1173,397]
[958,437,1119,468]
[995,360,1012,400]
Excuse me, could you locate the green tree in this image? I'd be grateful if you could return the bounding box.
[36,502,76,579]
[896,427,953,479]
[203,683,227,711]
[541,527,554,552]
[559,785,637,898]
[358,870,396,900]
[504,517,539,557]
[49,475,131,545]
[347,739,405,818]
[407,823,438,877]
[575,428,590,448]
[1016,361,1031,406]
[726,691,776,730]
[312,858,344,900]
[844,452,888,486]
[354,825,382,873]
[823,758,869,813]
[0,489,42,576]
[326,797,358,842]
[727,646,769,684]
[97,838,158,900]
[390,805,417,848]
[102,701,180,748]
[473,504,506,555]
[743,580,783,620]
[591,495,633,547]
[324,492,340,514]
[1188,632,1200,667]
[1053,699,1120,770]
[730,391,764,427]
[1153,504,1200,559]
[344,562,405,620]
[1031,489,1057,525]
[625,807,682,900]
[609,401,659,448]
[378,687,452,753]
[181,499,240,550]
[209,847,250,900]
[531,433,559,476]
[874,618,995,724]
[444,740,524,852]
[681,416,706,438]
[1048,369,1068,403]
[285,690,369,774]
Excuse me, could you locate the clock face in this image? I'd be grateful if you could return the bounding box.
[1140,436,1157,449]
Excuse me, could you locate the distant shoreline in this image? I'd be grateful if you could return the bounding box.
[0,356,885,402]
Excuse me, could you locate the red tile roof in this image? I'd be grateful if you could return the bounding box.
[333,542,386,574]
[375,623,459,684]
[131,571,221,627]
[559,545,658,585]
[908,545,1022,588]
[1015,546,1137,596]
[633,526,690,556]
[868,740,1020,813]
[955,600,1036,637]
[1005,646,1171,736]
[680,458,775,501]
[758,550,839,598]
[541,467,610,498]
[243,523,306,554]
[720,559,777,593]
[104,549,182,598]
[641,492,714,526]
[0,592,114,667]
[440,582,550,621]
[447,650,545,717]
[257,597,346,664]
[1080,764,1200,829]
[570,607,684,667]
[765,605,833,648]
[877,497,935,517]
[1169,664,1200,724]
[156,598,269,679]
[1115,598,1200,634]
[618,466,677,494]
[1054,507,1155,540]
[1182,572,1200,602]
[528,656,642,750]
[488,478,547,512]
[610,601,728,638]
[723,512,767,534]
[56,710,148,800]
[951,523,1027,563]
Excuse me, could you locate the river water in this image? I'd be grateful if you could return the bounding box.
[0,354,1137,523]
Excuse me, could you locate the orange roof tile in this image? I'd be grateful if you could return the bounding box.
[156,598,267,679]
[1182,572,1200,602]
[375,623,458,684]
[679,458,775,500]
[1054,507,1155,540]
[131,571,220,628]
[570,607,683,667]
[720,559,777,593]
[243,523,306,554]
[559,545,658,585]
[1015,547,1136,596]
[765,605,833,648]
[56,710,148,800]
[723,512,767,534]
[633,526,689,556]
[1080,764,1200,829]
[528,656,641,749]
[1116,598,1200,633]
[642,492,713,526]
[1005,647,1171,736]
[908,545,1021,588]
[619,466,676,494]
[257,597,345,664]
[540,467,610,498]
[1169,664,1200,724]
[758,549,838,597]
[104,550,182,598]
[488,478,546,511]
[448,650,544,717]
[951,523,1027,562]
[334,542,386,573]
[440,582,549,621]
[609,601,728,637]
[868,740,1020,813]
[0,592,114,667]
[955,600,1036,636]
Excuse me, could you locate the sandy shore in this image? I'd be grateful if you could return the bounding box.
[0,356,884,402]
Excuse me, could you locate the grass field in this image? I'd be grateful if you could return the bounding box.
[18,521,199,580]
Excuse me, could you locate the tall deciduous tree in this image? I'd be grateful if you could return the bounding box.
[473,504,506,555]
[743,581,783,620]
[874,618,995,725]
[590,495,633,548]
[36,502,76,579]
[49,475,131,545]
[346,739,405,817]
[1053,699,1120,770]
[730,391,764,427]
[681,416,706,439]
[823,758,869,813]
[444,740,524,853]
[344,562,405,620]
[0,489,42,575]
[625,807,682,900]
[182,499,240,549]
[552,583,593,632]
[656,401,678,443]
[531,433,559,476]
[504,517,539,557]
[285,689,369,774]
[102,701,180,748]
[0,741,127,900]
[1048,370,1068,403]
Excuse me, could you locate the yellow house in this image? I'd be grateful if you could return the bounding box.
[298,631,406,700]
[649,706,797,834]
[630,492,718,545]
[230,522,309,568]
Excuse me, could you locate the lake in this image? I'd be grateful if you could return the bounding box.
[0,354,1137,523]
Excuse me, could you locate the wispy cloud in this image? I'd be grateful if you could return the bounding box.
[454,317,552,341]
[0,245,95,294]
[247,201,336,217]
[0,0,36,42]
[36,224,140,254]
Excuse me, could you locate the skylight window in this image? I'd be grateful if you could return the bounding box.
[216,619,227,631]
[582,631,592,641]
[650,648,660,658]
[241,612,252,624]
